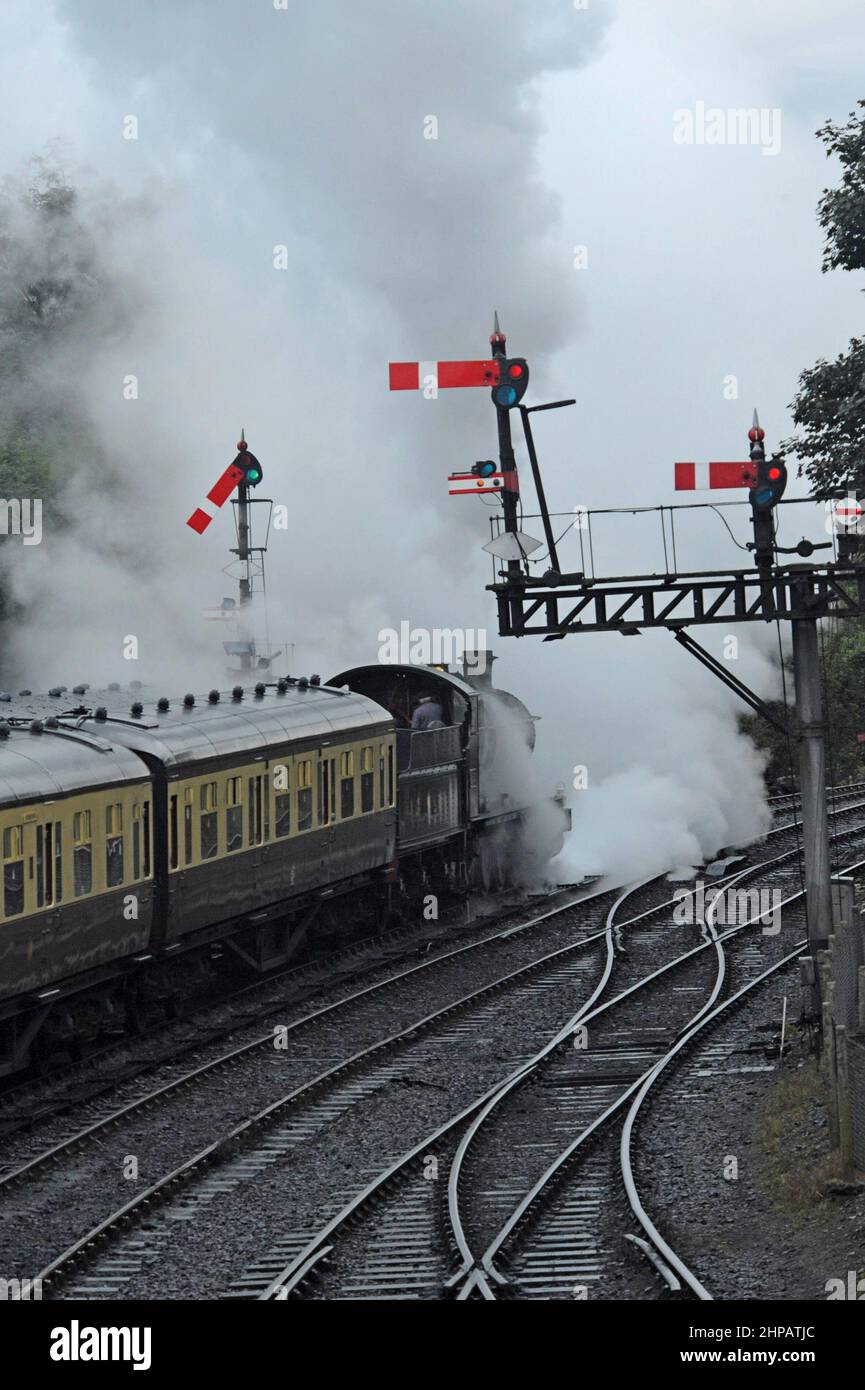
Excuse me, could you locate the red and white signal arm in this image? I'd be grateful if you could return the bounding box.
[389,360,501,391]
[448,471,505,495]
[675,462,757,491]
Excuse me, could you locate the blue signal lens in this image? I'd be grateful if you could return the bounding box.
[756,487,773,506]
[494,385,518,407]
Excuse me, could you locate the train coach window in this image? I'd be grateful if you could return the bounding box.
[388,743,394,806]
[143,801,151,878]
[36,825,45,908]
[297,760,313,832]
[2,826,23,918]
[360,746,374,813]
[225,776,243,853]
[39,822,61,905]
[248,775,264,846]
[169,794,178,871]
[275,791,291,837]
[317,758,332,827]
[339,750,355,819]
[73,810,92,898]
[184,786,194,865]
[54,823,62,902]
[200,783,218,860]
[378,746,386,806]
[132,804,141,880]
[106,803,124,888]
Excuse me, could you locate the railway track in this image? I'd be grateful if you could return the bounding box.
[619,940,811,1300]
[8,804,864,1301]
[769,779,865,809]
[9,865,757,1298]
[5,880,626,1290]
[0,882,616,1193]
[0,880,582,1117]
[251,850,859,1302]
[469,868,817,1302]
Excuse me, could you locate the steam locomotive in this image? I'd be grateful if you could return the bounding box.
[0,655,568,1077]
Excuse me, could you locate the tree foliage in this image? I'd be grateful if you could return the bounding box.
[782,103,865,494]
[741,619,865,791]
[816,100,865,276]
[0,157,116,510]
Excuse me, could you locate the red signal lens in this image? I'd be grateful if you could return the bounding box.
[768,466,781,480]
[508,363,524,378]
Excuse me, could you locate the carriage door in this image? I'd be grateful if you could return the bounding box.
[27,812,61,964]
[247,760,267,892]
[317,750,336,869]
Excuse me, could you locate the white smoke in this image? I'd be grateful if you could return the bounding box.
[0,1,855,878]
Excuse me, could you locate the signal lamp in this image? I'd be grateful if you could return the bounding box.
[237,450,263,487]
[749,455,788,512]
[491,358,529,409]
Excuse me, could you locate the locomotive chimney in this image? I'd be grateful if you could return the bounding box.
[462,650,496,687]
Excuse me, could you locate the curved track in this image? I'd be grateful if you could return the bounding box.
[265,843,861,1302]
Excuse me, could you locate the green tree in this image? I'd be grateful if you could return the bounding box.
[783,102,865,493]
[740,620,865,792]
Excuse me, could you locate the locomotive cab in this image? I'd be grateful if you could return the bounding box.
[330,655,566,892]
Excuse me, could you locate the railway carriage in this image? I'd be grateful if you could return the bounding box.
[0,658,567,1077]
[0,729,154,1003]
[0,681,395,1076]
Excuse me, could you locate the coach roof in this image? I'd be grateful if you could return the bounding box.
[26,685,392,771]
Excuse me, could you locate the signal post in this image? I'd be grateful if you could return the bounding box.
[186,435,270,675]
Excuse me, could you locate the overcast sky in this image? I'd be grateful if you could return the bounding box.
[1,1,861,875]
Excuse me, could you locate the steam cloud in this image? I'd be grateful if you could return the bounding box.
[0,2,790,882]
